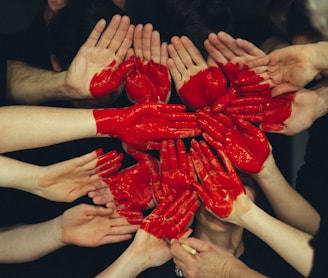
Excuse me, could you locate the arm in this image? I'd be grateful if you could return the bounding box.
[253,151,320,235]
[0,204,140,263]
[0,102,200,153]
[0,149,123,202]
[6,16,134,104]
[234,198,314,277]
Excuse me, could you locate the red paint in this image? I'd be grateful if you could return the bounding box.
[125,57,171,103]
[104,146,159,210]
[141,190,199,239]
[90,59,135,98]
[196,110,270,174]
[190,140,245,218]
[178,67,227,110]
[92,103,201,150]
[116,209,144,224]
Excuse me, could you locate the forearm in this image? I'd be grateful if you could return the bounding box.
[0,219,65,263]
[0,105,97,153]
[96,247,146,278]
[312,42,328,75]
[238,202,314,277]
[227,260,268,278]
[0,155,41,193]
[6,60,72,104]
[253,155,320,235]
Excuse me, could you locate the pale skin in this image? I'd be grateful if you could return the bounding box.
[171,238,267,278]
[246,41,328,96]
[0,150,118,202]
[6,16,134,104]
[253,149,320,236]
[167,35,208,92]
[205,31,328,135]
[0,204,139,263]
[0,105,97,153]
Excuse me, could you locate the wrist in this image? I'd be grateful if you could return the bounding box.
[312,42,328,74]
[92,108,120,136]
[49,216,67,248]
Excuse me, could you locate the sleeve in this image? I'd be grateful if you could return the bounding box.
[0,33,8,106]
[309,210,328,277]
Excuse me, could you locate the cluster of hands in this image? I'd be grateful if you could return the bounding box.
[30,13,326,276]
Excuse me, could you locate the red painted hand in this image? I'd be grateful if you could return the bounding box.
[196,110,270,174]
[103,144,159,211]
[93,102,201,150]
[154,139,197,203]
[90,59,135,97]
[190,139,245,218]
[178,67,227,110]
[141,190,199,239]
[225,93,295,132]
[125,57,171,103]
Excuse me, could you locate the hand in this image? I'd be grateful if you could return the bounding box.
[204,31,270,113]
[197,110,270,173]
[171,237,265,278]
[65,15,135,99]
[224,92,295,133]
[95,219,192,278]
[141,190,199,240]
[154,139,197,203]
[205,31,265,68]
[38,149,123,202]
[167,36,227,110]
[93,102,201,149]
[190,139,245,218]
[246,43,321,96]
[125,24,171,103]
[55,204,140,247]
[97,144,160,211]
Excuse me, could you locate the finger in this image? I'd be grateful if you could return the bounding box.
[133,24,144,58]
[235,38,265,58]
[107,15,131,52]
[180,36,207,67]
[168,42,187,77]
[83,19,107,48]
[115,24,135,61]
[151,30,161,64]
[170,36,194,69]
[160,42,169,66]
[96,15,122,48]
[204,35,228,65]
[216,31,247,58]
[206,32,232,64]
[142,23,153,61]
[176,139,188,175]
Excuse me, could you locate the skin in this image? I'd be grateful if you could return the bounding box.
[0,204,139,263]
[0,149,123,202]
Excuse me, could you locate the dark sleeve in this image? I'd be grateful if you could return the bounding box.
[309,210,328,277]
[295,114,328,215]
[0,34,8,105]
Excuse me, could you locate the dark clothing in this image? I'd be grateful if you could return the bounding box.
[309,210,328,277]
[295,114,328,277]
[0,34,7,105]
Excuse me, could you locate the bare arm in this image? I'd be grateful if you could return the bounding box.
[253,152,320,235]
[0,105,96,153]
[0,204,138,263]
